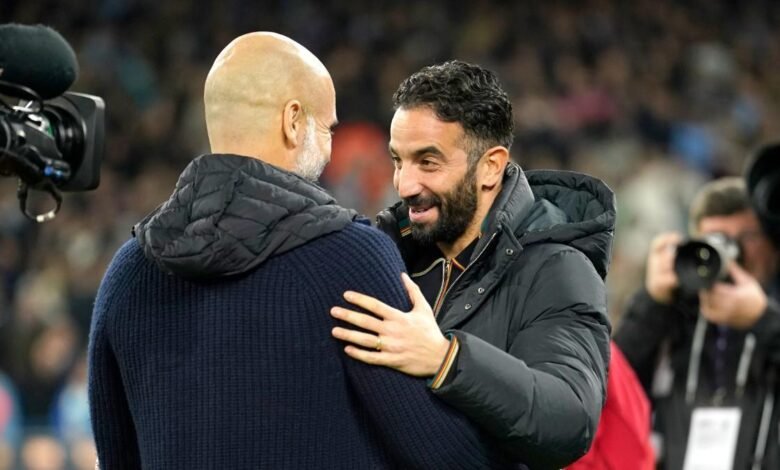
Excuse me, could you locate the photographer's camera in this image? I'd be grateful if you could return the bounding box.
[674,234,741,292]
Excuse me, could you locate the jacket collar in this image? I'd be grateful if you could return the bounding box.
[475,162,535,254]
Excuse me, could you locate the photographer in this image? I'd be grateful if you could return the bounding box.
[615,176,780,470]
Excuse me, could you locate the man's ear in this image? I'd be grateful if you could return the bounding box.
[478,146,509,191]
[282,100,304,148]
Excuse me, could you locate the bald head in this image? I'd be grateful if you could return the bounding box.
[204,32,337,177]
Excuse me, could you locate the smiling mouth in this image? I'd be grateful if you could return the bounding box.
[408,204,438,223]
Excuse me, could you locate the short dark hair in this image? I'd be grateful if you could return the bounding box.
[392,60,514,165]
[689,177,751,233]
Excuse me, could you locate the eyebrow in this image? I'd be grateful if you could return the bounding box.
[412,146,444,158]
[387,145,445,159]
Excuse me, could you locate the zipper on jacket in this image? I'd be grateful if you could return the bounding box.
[433,232,499,317]
[433,259,453,317]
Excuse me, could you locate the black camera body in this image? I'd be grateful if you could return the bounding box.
[0,91,104,192]
[674,233,741,292]
[0,23,105,221]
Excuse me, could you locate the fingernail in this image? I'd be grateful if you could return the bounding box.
[330,307,341,317]
[343,291,354,301]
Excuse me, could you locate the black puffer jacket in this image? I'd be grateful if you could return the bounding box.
[377,163,615,469]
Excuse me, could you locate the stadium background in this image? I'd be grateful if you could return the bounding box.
[2,0,780,467]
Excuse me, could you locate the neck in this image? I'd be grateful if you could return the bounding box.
[436,230,479,260]
[210,141,292,171]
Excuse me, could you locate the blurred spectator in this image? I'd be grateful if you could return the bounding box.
[321,122,395,218]
[0,443,11,470]
[0,372,21,469]
[69,437,97,470]
[16,322,79,423]
[51,355,91,444]
[20,431,67,470]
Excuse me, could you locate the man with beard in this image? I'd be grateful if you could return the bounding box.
[88,35,515,469]
[331,61,614,469]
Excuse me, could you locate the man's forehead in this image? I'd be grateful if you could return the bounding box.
[389,107,466,153]
[698,211,760,234]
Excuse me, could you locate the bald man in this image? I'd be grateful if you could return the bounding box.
[88,33,514,469]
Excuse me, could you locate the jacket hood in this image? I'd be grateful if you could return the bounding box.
[513,168,616,279]
[134,154,357,279]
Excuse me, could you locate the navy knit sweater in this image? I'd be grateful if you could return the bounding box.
[88,155,511,469]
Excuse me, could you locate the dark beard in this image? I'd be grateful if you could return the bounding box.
[406,167,478,245]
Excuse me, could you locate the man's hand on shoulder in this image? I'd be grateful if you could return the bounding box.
[331,273,451,377]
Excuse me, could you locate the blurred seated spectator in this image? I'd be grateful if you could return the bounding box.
[17,322,79,424]
[48,355,97,470]
[0,372,20,470]
[51,355,91,443]
[69,437,98,470]
[20,431,66,470]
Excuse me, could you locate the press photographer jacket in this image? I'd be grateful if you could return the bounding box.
[615,286,780,470]
[377,164,615,469]
[88,154,518,470]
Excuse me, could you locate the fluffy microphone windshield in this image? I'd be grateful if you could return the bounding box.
[0,23,78,99]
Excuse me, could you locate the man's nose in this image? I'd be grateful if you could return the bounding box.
[395,166,423,199]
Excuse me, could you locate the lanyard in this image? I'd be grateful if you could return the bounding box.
[685,315,756,405]
[753,369,776,470]
[683,315,778,469]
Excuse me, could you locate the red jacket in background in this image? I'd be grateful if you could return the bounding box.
[567,341,655,470]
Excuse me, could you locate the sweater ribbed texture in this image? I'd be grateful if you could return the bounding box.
[89,222,511,470]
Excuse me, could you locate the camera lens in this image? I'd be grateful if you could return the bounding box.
[41,103,84,170]
[674,234,739,292]
[675,240,722,291]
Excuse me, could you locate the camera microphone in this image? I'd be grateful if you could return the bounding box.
[0,23,78,100]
